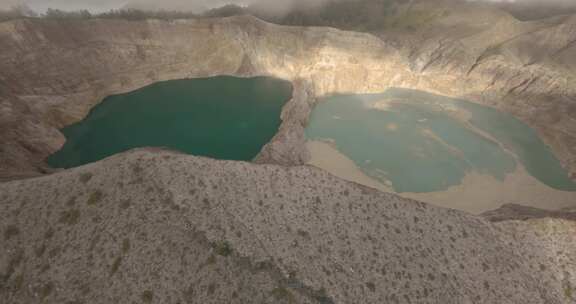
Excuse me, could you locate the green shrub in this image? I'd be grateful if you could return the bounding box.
[141,290,154,303]
[4,225,20,240]
[212,241,233,257]
[79,173,93,184]
[271,287,295,302]
[58,209,80,225]
[87,190,104,205]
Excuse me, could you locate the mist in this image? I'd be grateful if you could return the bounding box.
[0,0,122,12]
[9,0,341,14]
[2,0,576,16]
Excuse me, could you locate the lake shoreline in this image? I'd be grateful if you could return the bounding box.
[307,140,576,214]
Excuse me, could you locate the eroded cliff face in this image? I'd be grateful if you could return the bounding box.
[0,149,574,303]
[0,12,576,178]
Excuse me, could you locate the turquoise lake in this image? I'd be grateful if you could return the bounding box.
[306,88,576,193]
[47,76,292,168]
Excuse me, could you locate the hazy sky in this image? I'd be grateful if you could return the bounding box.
[1,0,575,13]
[0,0,124,12]
[0,0,243,12]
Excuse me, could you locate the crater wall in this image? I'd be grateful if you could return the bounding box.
[0,15,575,180]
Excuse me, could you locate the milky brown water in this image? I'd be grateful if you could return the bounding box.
[306,88,576,193]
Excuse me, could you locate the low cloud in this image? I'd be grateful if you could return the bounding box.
[1,0,122,12]
[2,0,575,14]
[1,0,340,13]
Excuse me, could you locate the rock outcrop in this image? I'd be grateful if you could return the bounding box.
[483,203,576,222]
[1,149,575,303]
[1,6,576,178]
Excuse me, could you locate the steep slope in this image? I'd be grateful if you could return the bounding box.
[123,0,208,13]
[0,13,576,180]
[1,149,575,303]
[484,204,576,304]
[495,1,576,21]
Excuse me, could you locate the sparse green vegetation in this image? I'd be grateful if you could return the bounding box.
[565,282,573,301]
[35,244,47,257]
[0,0,422,34]
[119,199,131,209]
[206,254,217,265]
[48,247,61,259]
[110,256,122,276]
[1,6,199,23]
[203,198,211,208]
[4,224,20,241]
[58,209,80,225]
[66,197,77,207]
[5,250,24,280]
[207,283,216,295]
[44,227,55,239]
[183,285,195,301]
[311,287,332,304]
[297,229,311,240]
[386,8,450,31]
[250,0,404,32]
[271,287,295,302]
[141,290,154,303]
[212,241,233,257]
[12,274,24,292]
[204,4,246,18]
[79,172,93,184]
[122,239,131,254]
[366,282,376,292]
[41,282,54,299]
[87,190,104,206]
[39,264,51,274]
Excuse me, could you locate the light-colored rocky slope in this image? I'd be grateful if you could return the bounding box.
[1,7,576,179]
[0,149,575,303]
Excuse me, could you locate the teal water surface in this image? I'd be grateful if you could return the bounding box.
[306,88,576,193]
[48,76,292,168]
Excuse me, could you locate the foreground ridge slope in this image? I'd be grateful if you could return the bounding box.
[1,149,574,303]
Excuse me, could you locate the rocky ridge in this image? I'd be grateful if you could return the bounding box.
[0,149,575,303]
